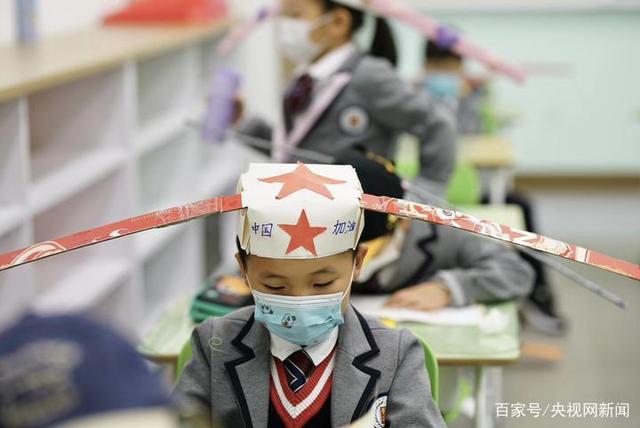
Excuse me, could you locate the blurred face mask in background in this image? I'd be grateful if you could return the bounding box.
[275,14,332,65]
[424,72,462,100]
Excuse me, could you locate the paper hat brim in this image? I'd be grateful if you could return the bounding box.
[0,188,638,282]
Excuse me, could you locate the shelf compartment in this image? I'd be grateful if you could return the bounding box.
[28,68,128,183]
[0,225,34,329]
[136,47,196,130]
[141,222,204,329]
[32,258,131,314]
[0,99,29,206]
[137,130,197,212]
[29,146,125,215]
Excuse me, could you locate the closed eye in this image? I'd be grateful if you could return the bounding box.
[262,284,285,291]
[313,280,335,288]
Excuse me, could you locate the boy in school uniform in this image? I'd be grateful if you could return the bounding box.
[336,149,534,310]
[173,163,445,427]
[239,0,457,197]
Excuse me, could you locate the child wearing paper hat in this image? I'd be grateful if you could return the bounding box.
[335,148,533,311]
[238,0,457,197]
[173,162,446,427]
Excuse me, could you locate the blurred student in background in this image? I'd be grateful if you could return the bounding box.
[421,39,566,334]
[337,147,534,309]
[238,0,457,197]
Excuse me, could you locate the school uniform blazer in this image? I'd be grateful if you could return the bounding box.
[172,305,445,428]
[240,48,457,193]
[379,212,535,306]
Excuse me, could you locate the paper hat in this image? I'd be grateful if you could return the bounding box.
[0,163,638,285]
[237,163,364,259]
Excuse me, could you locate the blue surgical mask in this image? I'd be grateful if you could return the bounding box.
[247,263,355,346]
[424,72,461,100]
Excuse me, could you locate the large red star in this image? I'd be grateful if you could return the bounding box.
[259,163,346,200]
[279,210,327,256]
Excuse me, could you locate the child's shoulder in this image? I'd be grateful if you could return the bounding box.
[196,306,255,336]
[351,308,421,353]
[350,55,399,91]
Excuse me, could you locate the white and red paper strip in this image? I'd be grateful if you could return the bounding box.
[0,195,242,272]
[360,194,640,282]
[0,188,638,282]
[335,0,527,83]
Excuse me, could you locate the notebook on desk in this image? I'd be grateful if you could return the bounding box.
[351,296,508,332]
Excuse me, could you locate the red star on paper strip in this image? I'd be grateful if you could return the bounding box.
[279,210,327,256]
[259,163,346,200]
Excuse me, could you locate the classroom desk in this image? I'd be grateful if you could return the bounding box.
[460,135,514,205]
[401,303,519,428]
[139,297,519,428]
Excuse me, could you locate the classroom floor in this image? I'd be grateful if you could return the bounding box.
[450,254,640,428]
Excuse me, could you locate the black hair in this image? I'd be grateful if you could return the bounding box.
[333,146,404,242]
[424,39,462,63]
[322,0,398,67]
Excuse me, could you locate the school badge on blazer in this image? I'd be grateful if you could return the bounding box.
[339,105,370,136]
[370,393,388,428]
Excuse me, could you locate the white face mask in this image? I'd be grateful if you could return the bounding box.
[275,15,331,65]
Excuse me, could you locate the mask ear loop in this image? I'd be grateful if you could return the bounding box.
[340,255,358,303]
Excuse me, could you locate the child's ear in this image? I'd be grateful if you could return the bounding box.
[353,244,369,280]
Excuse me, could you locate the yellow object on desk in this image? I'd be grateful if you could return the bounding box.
[460,135,514,169]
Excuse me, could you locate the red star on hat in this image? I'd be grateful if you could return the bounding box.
[279,210,327,256]
[259,163,346,200]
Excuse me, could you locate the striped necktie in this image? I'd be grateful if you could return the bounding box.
[283,350,315,393]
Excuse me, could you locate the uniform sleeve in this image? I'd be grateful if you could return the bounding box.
[171,322,212,414]
[386,329,446,427]
[352,58,457,187]
[432,231,535,306]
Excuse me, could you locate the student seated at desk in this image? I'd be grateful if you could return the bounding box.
[173,163,445,427]
[420,41,566,332]
[337,148,534,310]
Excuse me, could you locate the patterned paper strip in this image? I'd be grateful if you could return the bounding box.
[217,2,282,56]
[0,195,243,272]
[361,194,640,282]
[367,0,527,83]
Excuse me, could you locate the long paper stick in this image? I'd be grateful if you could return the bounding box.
[0,195,243,272]
[217,2,282,56]
[404,181,626,308]
[337,0,527,83]
[361,194,640,282]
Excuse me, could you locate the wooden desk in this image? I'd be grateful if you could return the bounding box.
[460,135,514,205]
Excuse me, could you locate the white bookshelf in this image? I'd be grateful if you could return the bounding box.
[0,22,264,338]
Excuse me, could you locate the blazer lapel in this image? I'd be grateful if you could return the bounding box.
[224,314,270,428]
[331,305,381,427]
[393,221,439,289]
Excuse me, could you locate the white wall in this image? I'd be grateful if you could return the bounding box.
[0,0,128,44]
